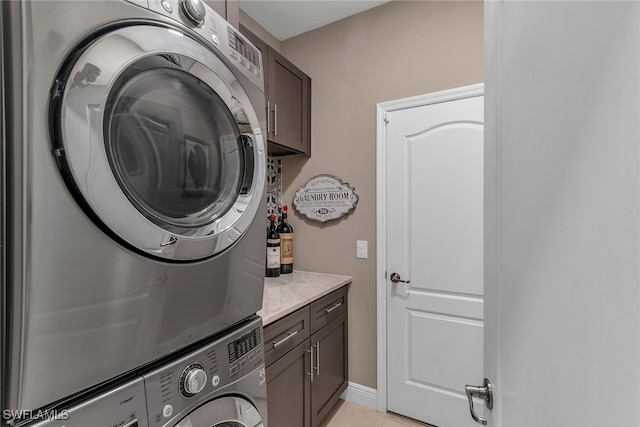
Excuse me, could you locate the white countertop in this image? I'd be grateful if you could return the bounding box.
[258,270,352,325]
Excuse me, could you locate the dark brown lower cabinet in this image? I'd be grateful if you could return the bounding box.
[310,314,348,427]
[264,286,349,427]
[266,341,311,427]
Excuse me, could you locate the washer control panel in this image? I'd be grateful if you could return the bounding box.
[143,317,265,427]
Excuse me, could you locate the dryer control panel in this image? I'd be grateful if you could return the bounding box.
[125,0,264,90]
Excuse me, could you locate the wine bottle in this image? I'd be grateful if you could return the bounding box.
[266,214,281,277]
[277,205,294,274]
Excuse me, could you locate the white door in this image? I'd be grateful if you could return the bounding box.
[381,85,484,427]
[483,1,640,426]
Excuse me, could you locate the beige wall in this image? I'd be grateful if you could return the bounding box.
[243,0,483,389]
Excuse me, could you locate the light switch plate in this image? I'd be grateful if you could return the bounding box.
[356,240,368,259]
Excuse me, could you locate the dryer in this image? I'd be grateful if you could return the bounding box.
[1,0,267,416]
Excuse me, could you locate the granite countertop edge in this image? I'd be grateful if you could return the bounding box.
[258,270,352,326]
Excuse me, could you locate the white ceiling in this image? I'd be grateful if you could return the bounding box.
[238,0,391,41]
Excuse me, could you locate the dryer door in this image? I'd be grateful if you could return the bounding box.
[51,24,265,261]
[174,396,263,427]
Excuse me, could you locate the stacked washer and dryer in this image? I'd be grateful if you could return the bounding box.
[1,0,268,426]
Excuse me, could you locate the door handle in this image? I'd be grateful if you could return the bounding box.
[390,272,410,284]
[465,378,493,425]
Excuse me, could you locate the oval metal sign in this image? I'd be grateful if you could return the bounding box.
[293,174,359,223]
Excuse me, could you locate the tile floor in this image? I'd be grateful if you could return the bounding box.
[318,400,434,427]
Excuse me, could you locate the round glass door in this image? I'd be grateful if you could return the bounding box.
[51,25,265,261]
[105,59,244,229]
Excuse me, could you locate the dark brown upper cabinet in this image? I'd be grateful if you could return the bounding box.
[240,24,312,156]
[204,0,239,28]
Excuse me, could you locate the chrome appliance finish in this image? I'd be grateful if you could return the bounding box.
[1,0,267,417]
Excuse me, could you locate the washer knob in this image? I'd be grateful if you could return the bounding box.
[183,367,207,395]
[181,0,206,26]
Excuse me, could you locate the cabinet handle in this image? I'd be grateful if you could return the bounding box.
[324,302,342,314]
[307,345,314,382]
[314,341,320,376]
[273,103,278,136]
[272,330,298,349]
[266,101,270,134]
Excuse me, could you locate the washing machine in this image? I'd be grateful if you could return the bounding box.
[24,316,267,427]
[1,0,267,418]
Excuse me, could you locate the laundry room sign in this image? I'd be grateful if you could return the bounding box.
[293,174,359,223]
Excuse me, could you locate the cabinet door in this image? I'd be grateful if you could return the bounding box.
[269,49,311,156]
[310,314,348,427]
[266,341,312,427]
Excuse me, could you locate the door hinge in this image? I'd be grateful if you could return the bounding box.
[383,112,390,125]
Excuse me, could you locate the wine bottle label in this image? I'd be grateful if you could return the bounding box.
[267,238,280,245]
[280,233,294,264]
[267,247,281,268]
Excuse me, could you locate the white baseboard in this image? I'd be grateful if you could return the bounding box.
[340,382,378,411]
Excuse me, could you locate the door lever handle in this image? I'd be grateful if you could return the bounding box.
[390,273,410,284]
[465,378,493,425]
